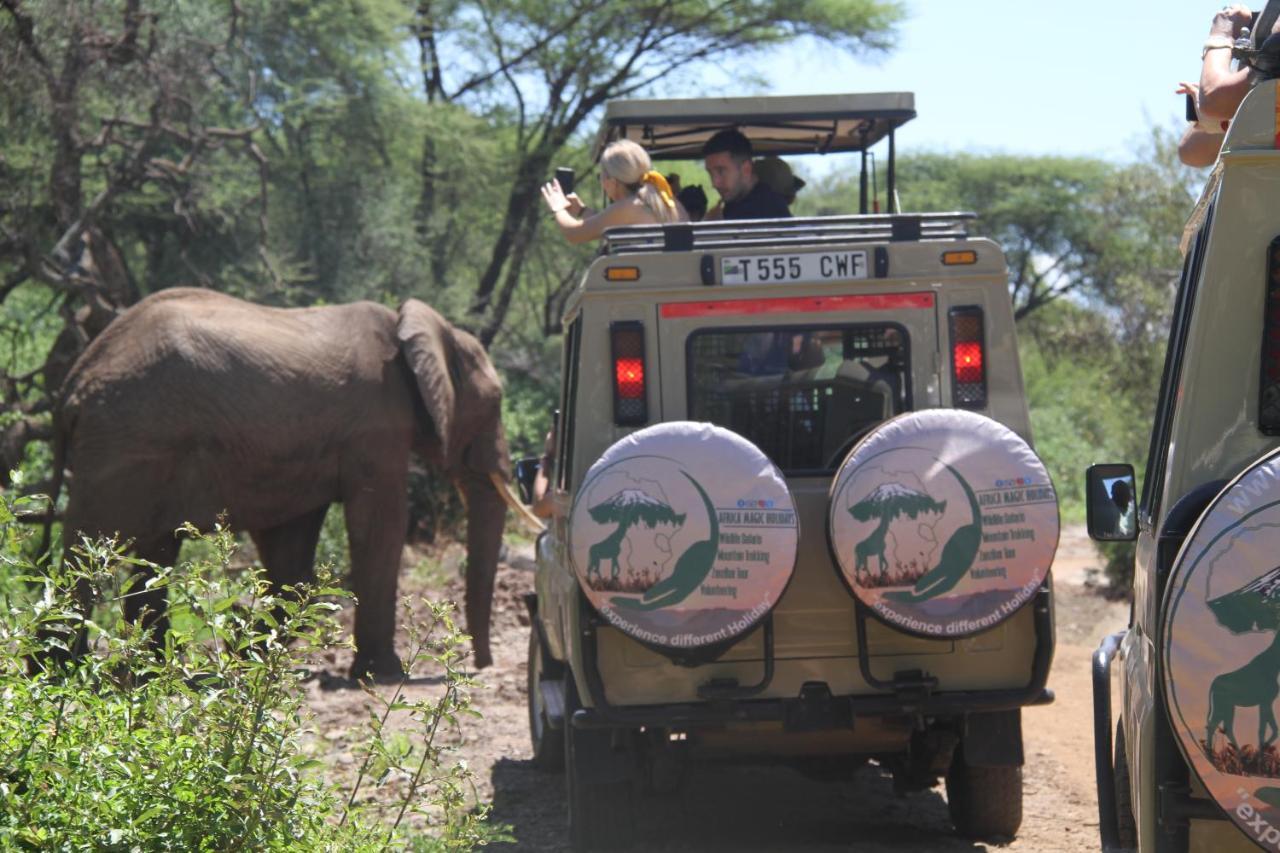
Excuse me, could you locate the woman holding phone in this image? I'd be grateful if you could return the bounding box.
[540,139,685,244]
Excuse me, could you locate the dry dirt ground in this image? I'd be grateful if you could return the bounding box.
[301,525,1127,852]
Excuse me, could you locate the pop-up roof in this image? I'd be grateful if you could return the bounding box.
[593,92,916,161]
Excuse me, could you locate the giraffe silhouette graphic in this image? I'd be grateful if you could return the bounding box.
[848,482,946,583]
[585,488,686,589]
[883,463,983,604]
[1204,566,1280,781]
[611,471,718,612]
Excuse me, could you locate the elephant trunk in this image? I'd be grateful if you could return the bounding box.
[458,466,507,669]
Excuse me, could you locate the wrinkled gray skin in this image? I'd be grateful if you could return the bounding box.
[53,288,510,677]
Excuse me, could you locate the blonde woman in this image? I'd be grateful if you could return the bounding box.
[540,139,684,244]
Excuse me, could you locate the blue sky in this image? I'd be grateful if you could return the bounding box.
[750,1,1227,162]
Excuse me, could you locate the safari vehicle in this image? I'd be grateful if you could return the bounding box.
[1089,13,1280,852]
[523,92,1061,850]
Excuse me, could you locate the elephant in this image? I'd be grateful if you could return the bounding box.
[47,287,539,678]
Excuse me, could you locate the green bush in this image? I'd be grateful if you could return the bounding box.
[0,496,507,850]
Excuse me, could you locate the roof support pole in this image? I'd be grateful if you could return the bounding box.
[887,129,897,214]
[860,148,869,215]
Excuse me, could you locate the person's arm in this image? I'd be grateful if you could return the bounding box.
[1198,4,1254,120]
[542,186,649,244]
[1178,123,1224,168]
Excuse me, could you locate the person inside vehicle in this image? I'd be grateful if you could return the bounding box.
[531,426,556,519]
[754,156,806,208]
[702,129,791,220]
[540,139,684,243]
[1110,478,1135,538]
[677,184,709,221]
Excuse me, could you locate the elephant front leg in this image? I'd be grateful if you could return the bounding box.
[344,487,408,682]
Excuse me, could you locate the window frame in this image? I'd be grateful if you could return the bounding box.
[1140,206,1213,528]
[683,321,914,477]
[556,316,583,492]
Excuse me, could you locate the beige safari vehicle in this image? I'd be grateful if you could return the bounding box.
[1089,13,1280,853]
[522,93,1059,851]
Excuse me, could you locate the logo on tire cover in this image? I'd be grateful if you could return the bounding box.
[1163,451,1280,846]
[570,446,797,650]
[829,414,1056,638]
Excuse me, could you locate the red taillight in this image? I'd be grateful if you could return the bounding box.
[611,322,648,425]
[1260,238,1280,433]
[953,342,983,384]
[615,358,644,398]
[949,306,987,409]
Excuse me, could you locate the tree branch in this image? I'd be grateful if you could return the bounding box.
[1,0,53,83]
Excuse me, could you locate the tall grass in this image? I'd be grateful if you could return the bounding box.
[0,493,508,849]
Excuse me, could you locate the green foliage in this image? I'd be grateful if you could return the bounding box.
[0,503,506,849]
[1017,307,1138,521]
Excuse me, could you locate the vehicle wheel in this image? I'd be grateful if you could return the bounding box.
[1114,721,1137,849]
[946,747,1023,840]
[564,679,637,851]
[527,628,565,772]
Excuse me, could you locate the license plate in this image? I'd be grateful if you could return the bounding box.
[720,250,870,285]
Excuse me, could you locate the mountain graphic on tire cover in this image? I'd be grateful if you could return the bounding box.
[568,421,799,653]
[828,409,1057,639]
[612,472,718,611]
[882,464,983,604]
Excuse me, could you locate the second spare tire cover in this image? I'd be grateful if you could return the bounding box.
[568,422,799,652]
[1161,448,1280,842]
[828,409,1058,638]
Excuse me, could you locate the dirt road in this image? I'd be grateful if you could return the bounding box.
[303,525,1126,851]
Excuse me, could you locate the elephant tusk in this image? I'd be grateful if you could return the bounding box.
[490,471,547,535]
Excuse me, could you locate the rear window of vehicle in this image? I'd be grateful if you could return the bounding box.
[687,324,911,475]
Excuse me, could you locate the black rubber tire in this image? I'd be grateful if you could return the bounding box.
[527,628,565,772]
[946,748,1023,840]
[564,679,637,851]
[1114,720,1137,849]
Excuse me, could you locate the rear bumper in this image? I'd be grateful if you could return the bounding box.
[573,585,1055,731]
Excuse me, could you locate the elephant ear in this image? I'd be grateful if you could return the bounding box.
[397,300,460,469]
[397,299,506,474]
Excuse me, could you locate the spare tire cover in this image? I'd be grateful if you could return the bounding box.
[568,422,799,651]
[1162,448,1280,842]
[828,409,1058,638]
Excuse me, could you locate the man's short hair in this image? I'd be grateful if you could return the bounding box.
[703,129,753,162]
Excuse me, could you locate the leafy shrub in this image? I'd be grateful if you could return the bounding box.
[0,496,507,849]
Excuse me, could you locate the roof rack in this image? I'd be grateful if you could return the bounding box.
[595,93,916,160]
[602,212,975,255]
[594,92,916,215]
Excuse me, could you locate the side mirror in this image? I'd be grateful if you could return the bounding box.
[1086,463,1137,541]
[513,457,540,505]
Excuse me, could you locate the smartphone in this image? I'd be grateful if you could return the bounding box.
[554,167,575,196]
[1186,92,1198,122]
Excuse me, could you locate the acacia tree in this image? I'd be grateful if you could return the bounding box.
[0,0,275,482]
[411,0,905,344]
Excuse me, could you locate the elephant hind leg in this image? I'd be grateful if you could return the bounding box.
[249,506,329,644]
[250,506,328,595]
[126,534,182,649]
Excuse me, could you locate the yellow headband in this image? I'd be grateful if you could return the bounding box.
[642,171,677,210]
